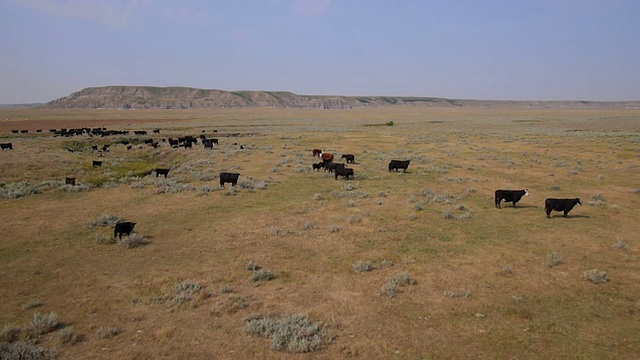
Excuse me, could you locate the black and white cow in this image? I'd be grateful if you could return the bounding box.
[219,172,240,188]
[545,198,582,218]
[114,221,136,239]
[155,168,170,178]
[388,160,411,172]
[494,189,529,208]
[334,167,354,180]
[0,143,13,150]
[341,154,355,164]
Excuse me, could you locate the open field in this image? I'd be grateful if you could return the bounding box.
[1,106,640,359]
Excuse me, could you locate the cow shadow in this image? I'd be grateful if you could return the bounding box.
[548,214,590,219]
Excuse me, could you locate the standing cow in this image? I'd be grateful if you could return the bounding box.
[545,198,582,218]
[495,189,529,208]
[219,172,240,188]
[388,160,411,172]
[321,152,334,165]
[114,222,136,239]
[65,177,76,186]
[155,168,170,178]
[312,149,322,157]
[341,154,355,164]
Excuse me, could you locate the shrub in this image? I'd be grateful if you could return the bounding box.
[219,295,247,314]
[0,324,21,343]
[329,225,340,233]
[96,233,115,245]
[547,251,563,268]
[29,312,58,335]
[352,261,374,272]
[246,261,262,271]
[589,193,606,206]
[59,327,81,345]
[386,121,395,126]
[443,289,471,299]
[0,181,41,199]
[583,269,609,284]
[614,241,628,250]
[380,272,416,298]
[244,314,328,353]
[347,214,362,224]
[117,233,148,249]
[252,268,276,283]
[0,342,54,359]
[89,214,126,227]
[96,326,123,339]
[21,300,43,310]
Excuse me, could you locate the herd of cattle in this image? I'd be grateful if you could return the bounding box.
[2,128,585,232]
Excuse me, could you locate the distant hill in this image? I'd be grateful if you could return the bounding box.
[45,86,640,110]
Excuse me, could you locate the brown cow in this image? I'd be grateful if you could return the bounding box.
[312,149,322,157]
[321,152,334,165]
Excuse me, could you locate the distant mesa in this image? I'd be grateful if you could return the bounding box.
[42,86,640,110]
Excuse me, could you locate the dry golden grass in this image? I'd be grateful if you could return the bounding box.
[1,106,639,359]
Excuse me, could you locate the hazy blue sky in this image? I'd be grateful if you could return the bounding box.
[2,0,639,104]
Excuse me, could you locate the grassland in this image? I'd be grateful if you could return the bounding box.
[1,106,639,359]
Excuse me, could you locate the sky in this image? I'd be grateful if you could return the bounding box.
[1,0,639,104]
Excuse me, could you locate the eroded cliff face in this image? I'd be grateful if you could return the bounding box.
[45,86,640,110]
[45,86,462,109]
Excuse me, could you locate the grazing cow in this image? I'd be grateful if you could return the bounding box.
[203,140,214,149]
[65,177,76,185]
[324,162,346,173]
[211,138,219,145]
[312,162,324,171]
[219,172,240,188]
[11,130,18,134]
[155,168,170,178]
[102,144,110,152]
[341,154,355,164]
[134,130,147,135]
[36,129,42,133]
[495,189,529,208]
[334,167,354,180]
[92,160,103,168]
[545,198,582,218]
[91,145,98,151]
[114,222,136,239]
[388,160,411,172]
[321,152,334,165]
[153,128,160,134]
[0,143,13,150]
[312,149,322,157]
[168,138,179,147]
[126,145,132,150]
[143,138,154,145]
[20,130,28,134]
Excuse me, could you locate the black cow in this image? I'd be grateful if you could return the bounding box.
[324,162,346,173]
[335,167,354,180]
[155,168,170,178]
[92,160,103,168]
[203,140,214,149]
[388,160,411,172]
[341,154,355,164]
[219,172,240,188]
[153,128,160,134]
[0,143,13,150]
[91,145,98,151]
[65,177,76,185]
[312,162,324,171]
[495,189,529,208]
[126,145,133,150]
[545,198,582,218]
[143,138,154,145]
[114,222,136,239]
[168,138,179,147]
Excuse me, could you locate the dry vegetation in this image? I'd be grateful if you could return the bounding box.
[1,106,639,359]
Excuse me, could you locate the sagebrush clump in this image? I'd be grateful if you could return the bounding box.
[244,314,329,353]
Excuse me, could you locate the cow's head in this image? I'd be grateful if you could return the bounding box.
[524,189,530,196]
[575,198,581,206]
